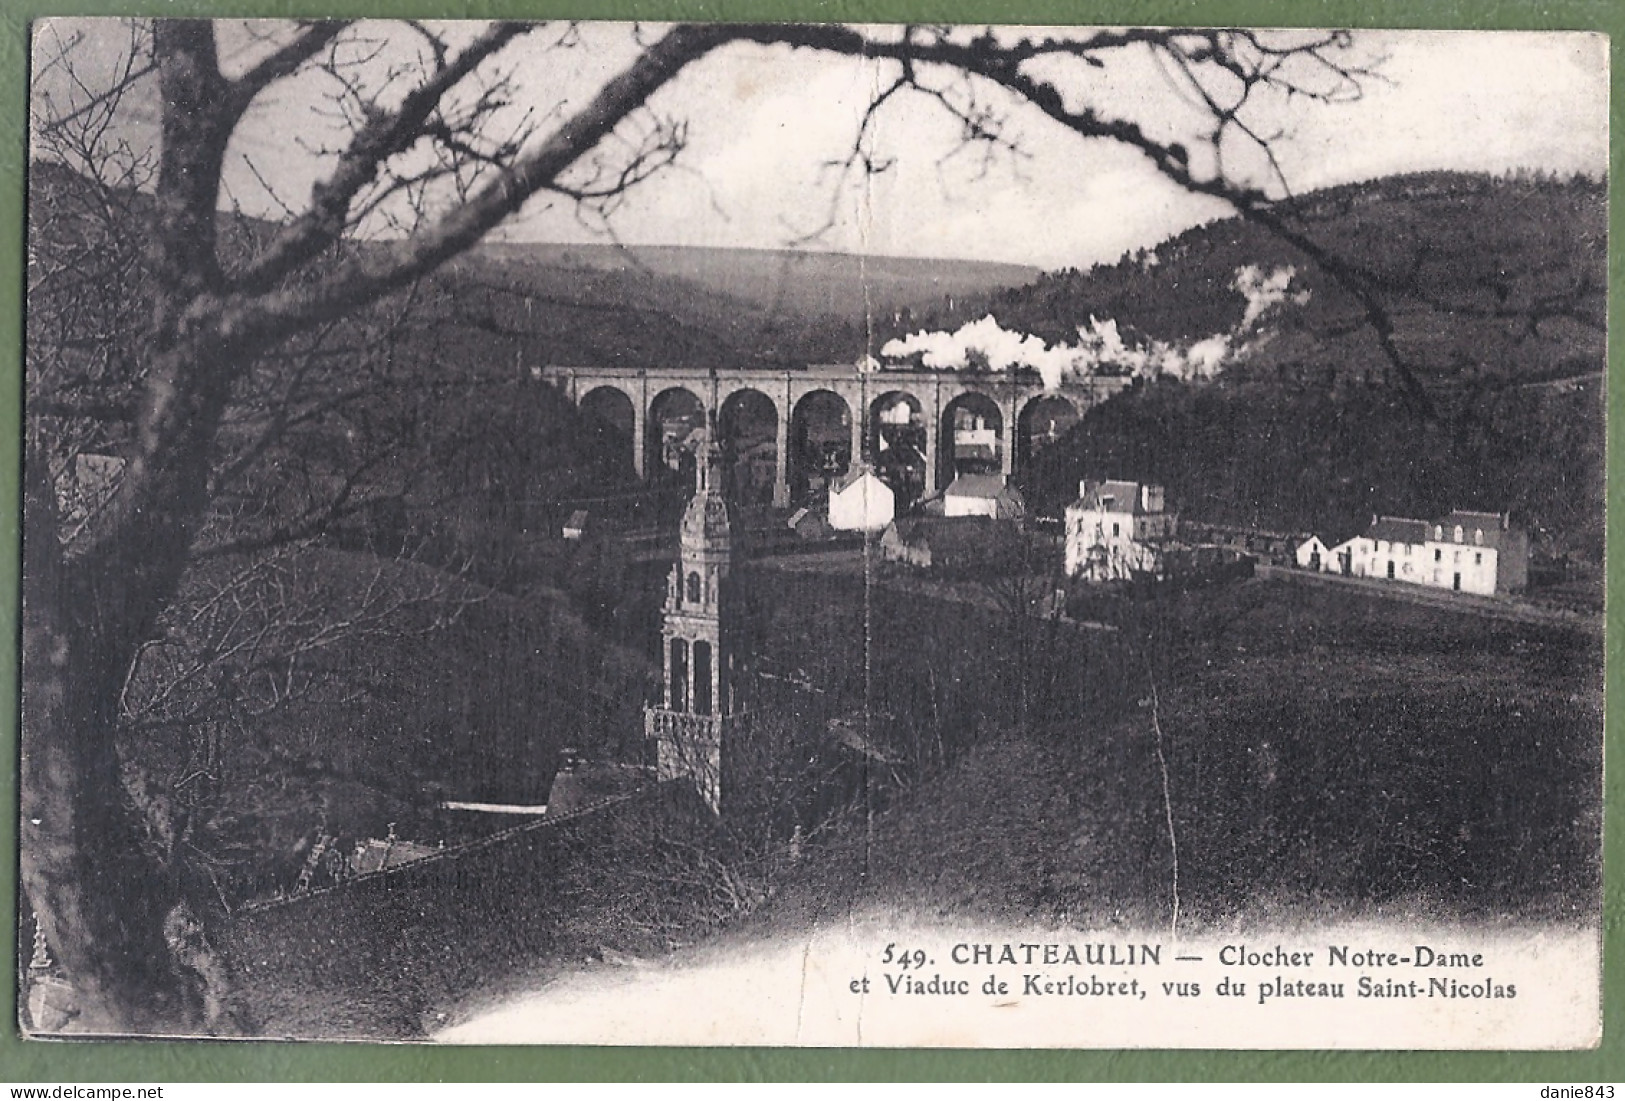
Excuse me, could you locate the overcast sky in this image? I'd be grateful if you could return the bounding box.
[31,21,1610,270]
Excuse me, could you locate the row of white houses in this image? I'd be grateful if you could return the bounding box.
[1295,511,1530,595]
[818,464,1531,598]
[1056,474,1531,597]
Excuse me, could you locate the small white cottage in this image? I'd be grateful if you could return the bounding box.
[828,463,895,532]
[1294,535,1330,571]
[943,474,1025,521]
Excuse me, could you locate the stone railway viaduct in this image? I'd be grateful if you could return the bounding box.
[539,363,1132,507]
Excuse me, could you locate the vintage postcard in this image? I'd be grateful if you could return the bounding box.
[17,19,1605,1047]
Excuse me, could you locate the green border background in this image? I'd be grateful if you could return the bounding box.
[0,0,1618,1083]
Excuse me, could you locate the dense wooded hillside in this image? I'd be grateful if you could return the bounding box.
[892,172,1603,379]
[938,172,1608,558]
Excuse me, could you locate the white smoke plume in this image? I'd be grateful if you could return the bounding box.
[1234,264,1311,330]
[879,264,1308,387]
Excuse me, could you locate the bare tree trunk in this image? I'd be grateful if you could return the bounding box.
[20,450,212,1033]
[18,30,251,1022]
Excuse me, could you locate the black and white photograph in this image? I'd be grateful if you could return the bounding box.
[17,19,1606,1045]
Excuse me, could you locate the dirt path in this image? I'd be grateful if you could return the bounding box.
[1255,564,1602,634]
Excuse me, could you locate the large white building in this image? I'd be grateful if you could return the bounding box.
[1321,510,1529,595]
[1064,479,1178,580]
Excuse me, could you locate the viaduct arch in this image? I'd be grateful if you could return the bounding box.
[541,364,1131,508]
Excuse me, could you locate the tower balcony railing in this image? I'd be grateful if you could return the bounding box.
[645,708,720,739]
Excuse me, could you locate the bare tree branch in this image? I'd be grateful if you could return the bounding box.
[226,21,348,109]
[227,21,534,297]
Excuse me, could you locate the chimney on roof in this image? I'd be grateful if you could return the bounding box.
[1142,485,1165,513]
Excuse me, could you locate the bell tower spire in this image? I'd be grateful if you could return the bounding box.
[645,418,748,814]
[694,412,716,497]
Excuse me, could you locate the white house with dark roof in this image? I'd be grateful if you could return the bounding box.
[944,473,1025,521]
[1328,516,1431,584]
[1321,511,1528,595]
[1064,479,1178,580]
[1423,510,1529,594]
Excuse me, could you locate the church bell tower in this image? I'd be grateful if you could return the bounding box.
[645,421,748,814]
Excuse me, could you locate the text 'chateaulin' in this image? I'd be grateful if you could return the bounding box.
[849,942,1517,1004]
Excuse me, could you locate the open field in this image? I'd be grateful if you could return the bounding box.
[757,574,1602,930]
